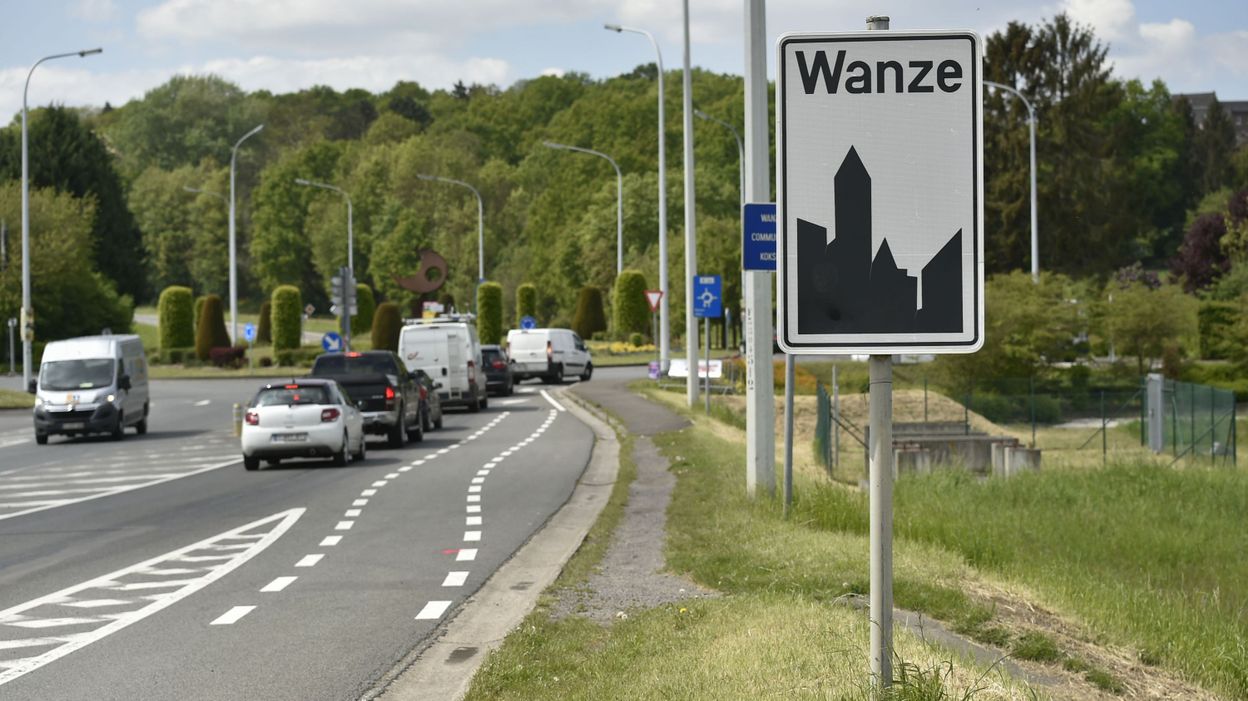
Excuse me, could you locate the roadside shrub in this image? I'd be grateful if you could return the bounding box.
[572,286,606,340]
[612,270,649,339]
[516,283,537,325]
[259,356,273,368]
[209,346,246,369]
[257,300,272,345]
[194,295,230,361]
[1198,301,1238,360]
[271,285,303,352]
[629,332,645,348]
[350,284,376,338]
[194,295,207,331]
[157,286,194,351]
[477,282,503,344]
[274,347,320,367]
[372,302,402,352]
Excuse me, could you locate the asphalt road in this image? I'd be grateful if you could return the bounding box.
[0,376,593,700]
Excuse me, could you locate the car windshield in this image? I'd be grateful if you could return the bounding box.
[313,354,396,375]
[253,386,332,407]
[482,349,504,362]
[40,359,115,391]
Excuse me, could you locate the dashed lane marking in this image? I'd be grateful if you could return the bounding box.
[540,390,566,412]
[319,536,342,547]
[0,508,304,686]
[260,577,297,593]
[414,601,451,621]
[456,549,477,562]
[442,572,468,587]
[210,606,255,626]
[295,555,323,568]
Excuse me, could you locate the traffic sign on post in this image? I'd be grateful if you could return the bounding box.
[742,203,777,271]
[520,315,537,330]
[777,31,984,355]
[692,275,722,319]
[644,290,664,313]
[243,323,256,343]
[321,331,342,352]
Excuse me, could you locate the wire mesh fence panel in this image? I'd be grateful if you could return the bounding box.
[1157,379,1237,466]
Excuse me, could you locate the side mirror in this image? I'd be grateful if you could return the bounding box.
[27,378,37,394]
[434,382,443,390]
[118,375,132,391]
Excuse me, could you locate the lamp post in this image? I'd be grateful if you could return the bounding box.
[415,174,485,284]
[542,141,623,275]
[294,178,353,350]
[21,47,102,389]
[693,108,744,208]
[604,23,669,371]
[985,80,1039,282]
[681,0,698,406]
[228,124,264,344]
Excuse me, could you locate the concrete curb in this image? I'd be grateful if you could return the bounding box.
[369,387,619,701]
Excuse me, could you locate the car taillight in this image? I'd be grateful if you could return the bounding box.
[321,408,340,422]
[492,360,506,369]
[384,385,396,409]
[245,410,259,426]
[546,341,553,360]
[467,360,476,382]
[419,385,427,401]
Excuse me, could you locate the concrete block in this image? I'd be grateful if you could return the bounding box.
[1004,447,1041,477]
[894,448,933,477]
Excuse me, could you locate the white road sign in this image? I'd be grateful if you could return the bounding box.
[777,31,984,354]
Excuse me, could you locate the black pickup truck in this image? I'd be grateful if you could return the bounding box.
[309,351,423,447]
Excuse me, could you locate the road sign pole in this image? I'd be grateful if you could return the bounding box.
[744,0,775,498]
[682,0,698,408]
[704,317,710,415]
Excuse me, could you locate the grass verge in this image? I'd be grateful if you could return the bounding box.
[0,388,33,409]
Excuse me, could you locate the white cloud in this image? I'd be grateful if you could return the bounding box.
[541,67,566,78]
[71,0,119,23]
[1063,0,1136,42]
[1139,18,1196,48]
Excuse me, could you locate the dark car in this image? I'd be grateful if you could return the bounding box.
[412,368,444,432]
[481,345,514,396]
[309,351,423,447]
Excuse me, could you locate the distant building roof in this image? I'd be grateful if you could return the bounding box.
[1176,91,1248,147]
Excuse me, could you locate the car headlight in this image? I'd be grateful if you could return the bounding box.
[106,394,117,404]
[34,396,43,408]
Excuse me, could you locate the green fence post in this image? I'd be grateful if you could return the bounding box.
[1030,375,1037,449]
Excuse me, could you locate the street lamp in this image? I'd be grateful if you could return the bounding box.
[183,185,226,204]
[415,174,485,284]
[693,108,744,208]
[294,178,354,350]
[542,141,624,275]
[21,47,102,389]
[985,80,1039,282]
[604,22,670,372]
[228,124,264,344]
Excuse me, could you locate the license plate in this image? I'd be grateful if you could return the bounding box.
[272,433,308,443]
[63,422,85,430]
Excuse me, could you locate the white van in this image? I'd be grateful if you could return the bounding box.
[398,319,487,411]
[506,328,592,384]
[31,335,150,444]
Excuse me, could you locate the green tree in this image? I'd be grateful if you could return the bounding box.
[1102,282,1198,374]
[271,285,303,352]
[1197,97,1237,194]
[477,282,503,344]
[157,286,194,351]
[371,302,401,351]
[350,284,376,337]
[257,300,272,345]
[612,269,649,338]
[572,286,606,340]
[194,294,230,360]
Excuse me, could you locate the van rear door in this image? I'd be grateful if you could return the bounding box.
[446,330,467,397]
[401,329,448,382]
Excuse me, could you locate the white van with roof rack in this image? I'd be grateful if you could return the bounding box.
[506,328,592,384]
[397,315,488,412]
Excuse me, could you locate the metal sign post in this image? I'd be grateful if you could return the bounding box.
[6,318,15,375]
[776,16,985,692]
[692,276,722,416]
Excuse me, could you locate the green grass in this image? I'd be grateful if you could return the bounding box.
[795,465,1248,697]
[0,388,33,409]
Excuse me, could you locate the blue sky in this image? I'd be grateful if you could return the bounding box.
[2,0,1246,121]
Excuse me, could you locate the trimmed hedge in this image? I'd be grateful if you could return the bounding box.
[478,282,503,344]
[157,286,194,351]
[271,285,303,352]
[1198,301,1239,360]
[572,286,606,340]
[516,283,537,325]
[613,269,649,339]
[194,295,230,361]
[257,301,272,345]
[350,284,376,338]
[372,302,402,352]
[193,295,207,333]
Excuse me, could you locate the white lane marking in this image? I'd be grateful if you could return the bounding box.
[414,601,451,620]
[352,499,368,507]
[500,398,528,406]
[320,536,342,547]
[344,509,362,517]
[466,505,481,514]
[466,516,482,526]
[476,470,490,476]
[361,489,377,496]
[193,400,212,407]
[295,554,323,568]
[442,572,468,587]
[411,460,426,466]
[0,508,303,686]
[371,481,388,487]
[456,549,477,561]
[0,458,240,522]
[500,450,513,457]
[385,473,399,479]
[448,444,460,450]
[260,576,297,593]
[467,495,480,503]
[210,606,255,625]
[468,486,481,493]
[516,386,537,394]
[335,521,354,531]
[437,449,450,455]
[540,391,566,412]
[464,531,481,542]
[471,478,484,485]
[60,599,129,609]
[398,466,412,473]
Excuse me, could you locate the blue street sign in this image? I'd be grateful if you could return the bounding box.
[243,322,256,343]
[692,275,723,319]
[520,315,537,330]
[321,331,343,352]
[742,202,777,271]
